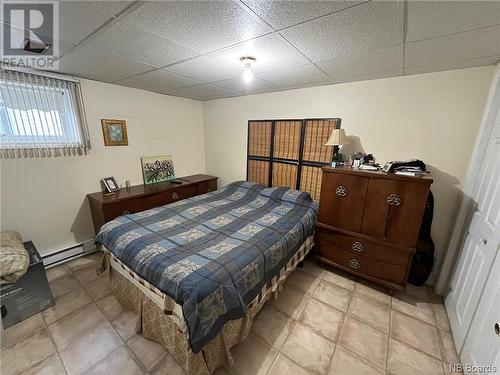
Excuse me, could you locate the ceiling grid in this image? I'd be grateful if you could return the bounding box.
[27,0,499,100]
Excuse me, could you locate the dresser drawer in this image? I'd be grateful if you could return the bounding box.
[169,185,199,201]
[196,180,218,194]
[103,185,198,221]
[317,240,407,285]
[316,227,411,267]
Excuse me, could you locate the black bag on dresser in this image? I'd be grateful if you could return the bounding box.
[408,191,435,286]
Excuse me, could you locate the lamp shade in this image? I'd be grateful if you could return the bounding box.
[325,128,350,146]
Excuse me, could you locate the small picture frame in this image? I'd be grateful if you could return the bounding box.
[101,119,128,146]
[102,177,120,193]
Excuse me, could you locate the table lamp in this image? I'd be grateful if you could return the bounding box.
[325,128,350,166]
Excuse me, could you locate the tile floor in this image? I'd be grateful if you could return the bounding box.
[0,253,462,375]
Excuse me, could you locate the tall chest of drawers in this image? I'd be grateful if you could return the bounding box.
[315,167,433,290]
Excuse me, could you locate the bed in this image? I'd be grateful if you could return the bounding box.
[95,180,318,374]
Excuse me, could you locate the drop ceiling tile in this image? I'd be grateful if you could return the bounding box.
[83,1,133,15]
[114,78,173,94]
[166,84,231,100]
[277,81,334,92]
[165,56,241,83]
[116,69,203,94]
[208,33,309,74]
[317,46,403,79]
[86,21,200,67]
[333,70,401,84]
[55,39,76,58]
[195,95,228,101]
[216,76,275,94]
[241,0,366,30]
[404,56,500,76]
[57,48,155,82]
[196,87,278,101]
[280,1,403,62]
[58,1,120,45]
[406,0,500,42]
[404,25,500,68]
[258,63,331,87]
[128,69,204,88]
[124,1,272,53]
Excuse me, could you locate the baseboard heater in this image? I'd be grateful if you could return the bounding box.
[42,240,97,268]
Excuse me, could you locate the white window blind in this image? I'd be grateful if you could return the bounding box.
[0,68,90,158]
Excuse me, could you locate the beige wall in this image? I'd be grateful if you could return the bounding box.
[0,79,205,256]
[203,66,494,280]
[0,66,494,268]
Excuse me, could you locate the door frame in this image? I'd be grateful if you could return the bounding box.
[435,63,500,295]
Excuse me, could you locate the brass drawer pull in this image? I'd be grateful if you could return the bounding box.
[348,259,360,270]
[336,185,347,197]
[172,192,179,200]
[352,241,364,253]
[386,193,401,206]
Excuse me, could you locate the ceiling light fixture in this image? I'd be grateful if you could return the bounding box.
[240,56,256,83]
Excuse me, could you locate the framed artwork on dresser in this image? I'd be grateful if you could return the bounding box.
[141,155,176,184]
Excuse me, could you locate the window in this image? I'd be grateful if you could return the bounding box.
[247,118,341,201]
[0,68,90,158]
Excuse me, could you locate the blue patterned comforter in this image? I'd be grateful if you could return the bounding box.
[95,181,318,352]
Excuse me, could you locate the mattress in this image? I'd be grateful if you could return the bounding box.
[95,180,318,352]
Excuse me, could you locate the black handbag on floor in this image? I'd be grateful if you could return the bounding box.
[408,191,435,286]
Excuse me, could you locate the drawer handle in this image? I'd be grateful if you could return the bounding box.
[123,210,130,215]
[348,259,360,270]
[335,185,347,197]
[352,241,364,253]
[172,192,179,200]
[386,193,401,206]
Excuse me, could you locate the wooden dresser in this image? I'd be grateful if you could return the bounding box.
[315,167,432,290]
[87,174,217,233]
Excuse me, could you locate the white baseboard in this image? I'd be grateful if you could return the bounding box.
[43,239,97,268]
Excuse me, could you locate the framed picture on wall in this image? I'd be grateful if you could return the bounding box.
[101,119,128,146]
[102,177,120,193]
[141,155,175,185]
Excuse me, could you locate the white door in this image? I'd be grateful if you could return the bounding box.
[446,102,500,352]
[461,250,500,374]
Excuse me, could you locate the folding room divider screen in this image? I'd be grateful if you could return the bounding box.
[246,118,341,201]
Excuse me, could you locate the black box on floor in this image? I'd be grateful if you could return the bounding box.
[1,241,54,328]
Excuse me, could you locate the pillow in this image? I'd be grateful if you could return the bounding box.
[0,231,29,283]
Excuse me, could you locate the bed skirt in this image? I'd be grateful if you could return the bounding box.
[97,236,314,375]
